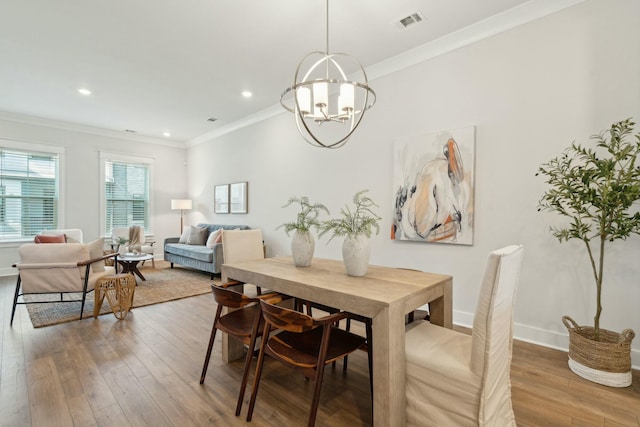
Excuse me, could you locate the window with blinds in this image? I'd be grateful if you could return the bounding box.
[0,148,59,241]
[104,159,150,235]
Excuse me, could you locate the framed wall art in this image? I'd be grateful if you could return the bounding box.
[391,126,475,245]
[214,184,229,214]
[230,181,248,214]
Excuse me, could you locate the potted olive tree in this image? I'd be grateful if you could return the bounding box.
[277,196,329,267]
[320,190,381,276]
[537,118,639,387]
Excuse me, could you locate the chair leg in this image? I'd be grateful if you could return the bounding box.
[307,325,332,427]
[343,317,352,372]
[365,318,373,400]
[10,275,21,326]
[79,266,91,320]
[200,307,222,384]
[247,323,270,421]
[235,310,262,416]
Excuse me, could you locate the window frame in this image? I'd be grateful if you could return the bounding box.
[99,151,154,237]
[0,138,65,244]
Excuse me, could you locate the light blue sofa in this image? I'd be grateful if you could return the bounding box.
[163,224,250,277]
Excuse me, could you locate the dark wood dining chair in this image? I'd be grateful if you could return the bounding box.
[299,300,373,398]
[246,299,370,427]
[199,280,284,416]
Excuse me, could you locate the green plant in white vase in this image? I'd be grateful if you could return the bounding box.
[115,236,129,254]
[277,196,329,267]
[320,190,381,276]
[537,118,639,387]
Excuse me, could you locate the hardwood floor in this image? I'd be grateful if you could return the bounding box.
[1,269,638,427]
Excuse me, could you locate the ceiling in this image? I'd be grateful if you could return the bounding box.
[0,0,573,145]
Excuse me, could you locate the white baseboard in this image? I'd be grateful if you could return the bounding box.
[0,267,17,277]
[454,309,639,370]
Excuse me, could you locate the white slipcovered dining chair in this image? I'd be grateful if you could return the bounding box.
[112,226,155,267]
[405,245,524,426]
[11,240,117,325]
[222,229,265,295]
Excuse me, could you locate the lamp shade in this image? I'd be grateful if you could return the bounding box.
[171,199,192,210]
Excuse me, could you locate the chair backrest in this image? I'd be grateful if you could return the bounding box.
[469,245,523,417]
[211,284,254,309]
[41,228,83,243]
[222,229,264,263]
[18,243,90,293]
[259,299,316,333]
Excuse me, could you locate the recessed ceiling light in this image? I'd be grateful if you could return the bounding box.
[163,132,171,138]
[242,91,253,98]
[77,88,92,96]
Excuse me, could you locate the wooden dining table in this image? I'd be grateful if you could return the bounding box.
[221,256,452,427]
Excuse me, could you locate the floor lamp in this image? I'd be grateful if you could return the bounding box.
[171,199,192,234]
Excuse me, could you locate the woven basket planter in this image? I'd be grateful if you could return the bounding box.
[563,316,635,387]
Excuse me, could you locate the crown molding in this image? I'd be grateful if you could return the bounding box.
[0,111,186,148]
[186,104,284,148]
[187,0,587,147]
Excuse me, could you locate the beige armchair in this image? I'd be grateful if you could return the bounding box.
[112,226,155,267]
[40,228,84,243]
[11,241,117,325]
[405,245,524,426]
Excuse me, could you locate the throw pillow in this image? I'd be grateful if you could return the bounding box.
[34,234,66,243]
[187,225,208,245]
[206,229,222,249]
[87,238,106,272]
[215,230,223,243]
[178,227,191,243]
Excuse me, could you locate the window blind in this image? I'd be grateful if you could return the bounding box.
[104,160,150,235]
[0,148,59,241]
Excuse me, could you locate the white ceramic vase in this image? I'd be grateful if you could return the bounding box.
[291,230,315,267]
[342,234,371,276]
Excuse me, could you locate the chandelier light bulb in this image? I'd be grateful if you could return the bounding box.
[296,87,311,116]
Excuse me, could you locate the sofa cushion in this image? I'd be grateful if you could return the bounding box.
[179,227,191,243]
[187,225,208,245]
[196,224,251,234]
[165,243,214,263]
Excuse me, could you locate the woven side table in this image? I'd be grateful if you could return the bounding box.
[94,273,137,319]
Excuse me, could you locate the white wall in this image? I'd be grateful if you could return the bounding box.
[187,0,640,366]
[0,118,189,272]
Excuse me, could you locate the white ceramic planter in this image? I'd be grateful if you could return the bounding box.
[291,230,315,267]
[342,234,371,276]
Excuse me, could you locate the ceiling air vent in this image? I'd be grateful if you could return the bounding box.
[394,11,425,31]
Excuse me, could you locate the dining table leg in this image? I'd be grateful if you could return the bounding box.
[428,281,453,328]
[372,303,406,427]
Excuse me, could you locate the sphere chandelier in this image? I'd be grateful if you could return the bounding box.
[280,0,376,149]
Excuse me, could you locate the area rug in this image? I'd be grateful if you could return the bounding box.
[23,265,218,328]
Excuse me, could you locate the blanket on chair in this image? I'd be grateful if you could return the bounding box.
[128,226,142,253]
